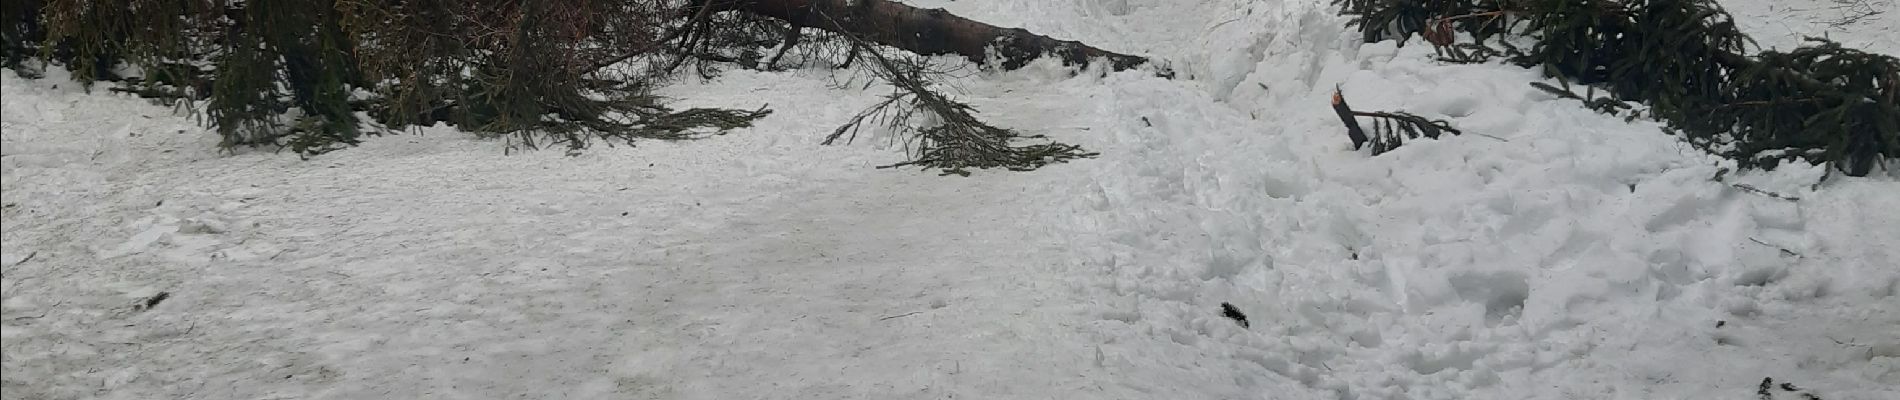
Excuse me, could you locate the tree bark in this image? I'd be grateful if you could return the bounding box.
[1330,89,1370,151]
[731,0,1161,75]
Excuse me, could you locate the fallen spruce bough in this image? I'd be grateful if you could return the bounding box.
[0,0,1160,174]
[1334,0,1898,177]
[1329,87,1465,156]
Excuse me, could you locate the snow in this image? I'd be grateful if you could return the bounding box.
[3,68,1122,399]
[1725,0,1898,55]
[4,0,1898,399]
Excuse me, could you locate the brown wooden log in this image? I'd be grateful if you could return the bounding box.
[1331,88,1370,151]
[731,0,1161,74]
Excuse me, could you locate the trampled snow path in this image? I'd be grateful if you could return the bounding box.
[5,0,1900,399]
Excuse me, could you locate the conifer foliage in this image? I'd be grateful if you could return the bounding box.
[1336,0,1899,176]
[2,1,1114,174]
[4,1,770,157]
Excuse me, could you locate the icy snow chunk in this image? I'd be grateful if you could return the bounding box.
[101,224,178,259]
[1448,270,1531,324]
[177,217,227,235]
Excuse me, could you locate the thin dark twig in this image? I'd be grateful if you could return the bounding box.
[878,311,924,321]
[1731,183,1801,201]
[1749,237,1802,257]
[588,0,720,73]
[5,300,65,321]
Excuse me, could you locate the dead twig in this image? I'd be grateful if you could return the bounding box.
[1749,237,1802,257]
[135,291,172,312]
[1827,0,1887,27]
[1220,302,1249,328]
[587,0,720,73]
[1530,82,1632,113]
[878,311,924,321]
[11,251,37,266]
[1730,183,1801,201]
[5,300,65,321]
[1468,132,1510,142]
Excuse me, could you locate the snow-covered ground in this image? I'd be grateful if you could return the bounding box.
[1726,0,1897,55]
[3,1,1896,399]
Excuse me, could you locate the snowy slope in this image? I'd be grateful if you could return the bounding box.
[1,68,1138,399]
[5,0,1898,399]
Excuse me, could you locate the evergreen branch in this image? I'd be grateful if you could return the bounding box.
[1340,0,1897,176]
[1428,10,1511,25]
[816,9,1095,175]
[1331,87,1465,155]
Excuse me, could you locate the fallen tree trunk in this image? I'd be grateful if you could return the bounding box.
[730,0,1161,74]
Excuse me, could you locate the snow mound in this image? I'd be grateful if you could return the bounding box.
[915,0,1900,398]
